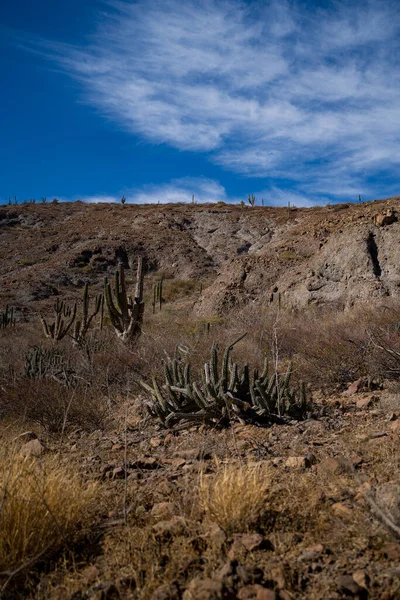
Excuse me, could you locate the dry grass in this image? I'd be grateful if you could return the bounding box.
[199,462,271,534]
[0,451,97,573]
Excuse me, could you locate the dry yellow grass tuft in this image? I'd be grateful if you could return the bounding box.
[199,462,271,534]
[0,451,97,572]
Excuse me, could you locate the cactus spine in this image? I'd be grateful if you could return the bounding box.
[104,258,144,342]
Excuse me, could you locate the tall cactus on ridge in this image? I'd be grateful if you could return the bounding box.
[104,257,144,343]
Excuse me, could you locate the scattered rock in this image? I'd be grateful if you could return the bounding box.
[152,516,188,538]
[389,420,400,434]
[237,585,277,600]
[352,570,369,590]
[285,456,311,470]
[380,542,400,560]
[20,438,45,457]
[317,456,349,476]
[332,503,353,517]
[81,565,100,585]
[343,378,366,397]
[132,457,159,469]
[151,502,177,520]
[150,437,162,448]
[356,395,379,410]
[151,582,180,600]
[112,466,126,480]
[182,578,224,600]
[230,533,273,553]
[375,483,400,522]
[337,574,366,597]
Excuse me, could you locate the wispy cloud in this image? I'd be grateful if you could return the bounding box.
[38,0,400,197]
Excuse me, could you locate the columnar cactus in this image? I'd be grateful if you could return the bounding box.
[152,279,163,313]
[0,305,16,330]
[72,283,103,345]
[104,258,144,343]
[40,299,77,341]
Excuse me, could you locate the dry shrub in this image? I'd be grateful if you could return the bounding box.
[0,380,107,433]
[0,452,97,572]
[199,462,271,534]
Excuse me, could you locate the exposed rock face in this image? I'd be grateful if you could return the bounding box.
[195,219,400,315]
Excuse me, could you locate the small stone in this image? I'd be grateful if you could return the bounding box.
[112,466,126,479]
[332,503,353,517]
[133,457,159,469]
[182,578,223,600]
[343,378,366,397]
[285,456,310,470]
[20,439,45,457]
[375,483,400,522]
[152,516,188,538]
[150,438,162,448]
[305,543,324,554]
[151,502,177,520]
[317,457,349,476]
[237,585,277,600]
[337,574,364,597]
[151,582,180,600]
[81,565,100,585]
[352,570,369,590]
[356,395,378,410]
[380,542,400,560]
[231,533,272,552]
[389,420,400,434]
[236,566,263,585]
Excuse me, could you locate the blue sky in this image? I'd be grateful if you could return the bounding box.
[1,0,400,206]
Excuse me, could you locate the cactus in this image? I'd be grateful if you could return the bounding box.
[40,299,77,341]
[152,278,163,313]
[24,345,77,386]
[104,258,144,342]
[248,194,256,207]
[72,283,103,345]
[141,336,311,428]
[0,305,16,330]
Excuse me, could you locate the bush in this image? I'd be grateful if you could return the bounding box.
[199,463,271,534]
[0,452,97,572]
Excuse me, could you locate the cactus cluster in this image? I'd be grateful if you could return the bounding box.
[104,259,144,343]
[24,345,76,386]
[0,305,16,330]
[141,335,310,428]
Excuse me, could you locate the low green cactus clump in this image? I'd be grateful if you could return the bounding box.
[141,334,310,428]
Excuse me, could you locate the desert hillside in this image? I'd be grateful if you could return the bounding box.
[1,197,400,320]
[1,198,400,600]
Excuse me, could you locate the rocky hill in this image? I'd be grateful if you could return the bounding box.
[1,198,399,317]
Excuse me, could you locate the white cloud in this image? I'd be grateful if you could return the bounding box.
[38,0,400,196]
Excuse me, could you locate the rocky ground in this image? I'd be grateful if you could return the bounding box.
[6,383,400,600]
